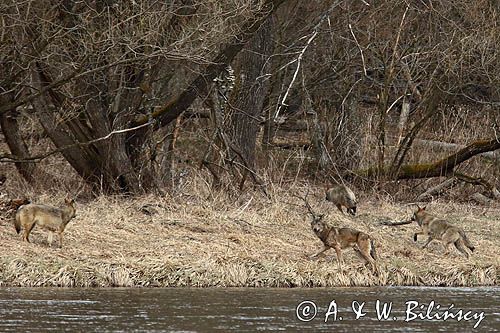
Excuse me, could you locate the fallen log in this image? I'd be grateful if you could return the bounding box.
[356,138,500,180]
[411,138,500,162]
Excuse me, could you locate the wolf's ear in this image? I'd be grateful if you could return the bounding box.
[422,206,426,210]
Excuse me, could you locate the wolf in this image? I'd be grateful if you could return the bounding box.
[14,198,76,248]
[305,199,378,273]
[325,184,357,216]
[411,206,475,258]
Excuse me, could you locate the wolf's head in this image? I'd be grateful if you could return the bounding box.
[64,198,77,219]
[411,206,426,226]
[310,214,326,235]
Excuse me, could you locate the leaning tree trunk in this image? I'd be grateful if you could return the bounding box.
[131,0,287,129]
[31,64,148,194]
[228,17,274,170]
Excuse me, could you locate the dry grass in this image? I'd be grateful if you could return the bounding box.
[0,183,498,288]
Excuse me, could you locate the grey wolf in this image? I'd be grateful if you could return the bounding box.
[411,206,475,258]
[14,198,76,248]
[325,184,357,216]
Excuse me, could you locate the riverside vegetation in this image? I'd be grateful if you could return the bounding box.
[0,182,498,288]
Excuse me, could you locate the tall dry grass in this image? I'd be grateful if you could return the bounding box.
[0,176,498,287]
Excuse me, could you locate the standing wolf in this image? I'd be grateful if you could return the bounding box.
[411,206,475,258]
[14,199,76,248]
[325,184,358,216]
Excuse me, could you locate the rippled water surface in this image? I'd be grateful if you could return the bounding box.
[0,286,497,332]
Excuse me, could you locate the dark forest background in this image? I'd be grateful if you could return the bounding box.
[1,0,498,203]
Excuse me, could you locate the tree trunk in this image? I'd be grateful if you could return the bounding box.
[396,96,410,145]
[308,99,328,171]
[31,68,102,182]
[0,99,36,183]
[228,17,274,169]
[158,117,181,189]
[32,65,146,193]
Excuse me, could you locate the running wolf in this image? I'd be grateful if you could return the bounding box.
[300,194,378,273]
[325,184,357,216]
[411,206,475,258]
[14,199,76,248]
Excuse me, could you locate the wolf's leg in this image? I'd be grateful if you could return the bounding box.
[454,239,470,258]
[353,246,368,264]
[336,204,344,215]
[58,232,63,248]
[23,222,36,242]
[358,246,377,273]
[47,232,53,247]
[23,229,30,242]
[421,236,432,249]
[444,242,453,256]
[334,245,343,271]
[310,245,329,259]
[371,260,379,275]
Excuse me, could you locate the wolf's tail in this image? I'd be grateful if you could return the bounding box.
[460,230,475,252]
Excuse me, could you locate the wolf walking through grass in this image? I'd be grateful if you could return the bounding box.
[325,184,358,216]
[14,198,76,248]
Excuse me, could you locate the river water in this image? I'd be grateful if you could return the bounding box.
[0,287,497,332]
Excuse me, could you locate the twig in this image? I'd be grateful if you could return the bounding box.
[274,0,342,121]
[349,24,368,78]
[274,30,318,121]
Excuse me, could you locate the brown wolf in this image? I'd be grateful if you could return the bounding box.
[309,214,379,273]
[411,206,475,258]
[14,199,76,248]
[325,184,357,216]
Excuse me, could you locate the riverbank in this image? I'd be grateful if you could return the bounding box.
[0,190,498,287]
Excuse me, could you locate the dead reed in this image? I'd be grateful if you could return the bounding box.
[0,183,497,288]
